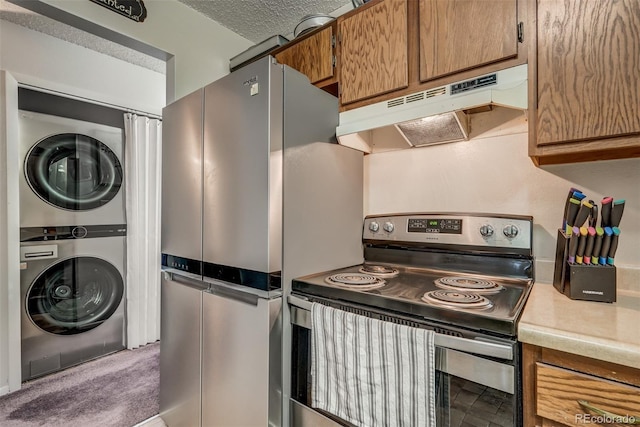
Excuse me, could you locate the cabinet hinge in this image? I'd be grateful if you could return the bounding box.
[331,35,336,48]
[517,22,524,43]
[332,55,336,68]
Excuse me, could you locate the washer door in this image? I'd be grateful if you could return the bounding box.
[26,257,124,335]
[25,133,123,211]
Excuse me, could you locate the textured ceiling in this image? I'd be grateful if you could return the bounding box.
[176,0,351,42]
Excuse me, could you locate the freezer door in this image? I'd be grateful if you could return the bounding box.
[161,88,204,267]
[202,57,282,275]
[159,274,204,427]
[201,287,282,426]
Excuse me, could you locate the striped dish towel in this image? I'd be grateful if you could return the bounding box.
[311,303,436,427]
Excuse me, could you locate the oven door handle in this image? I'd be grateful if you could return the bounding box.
[288,295,513,361]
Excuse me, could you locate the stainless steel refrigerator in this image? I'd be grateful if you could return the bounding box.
[160,56,363,427]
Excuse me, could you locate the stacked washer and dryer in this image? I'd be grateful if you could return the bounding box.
[18,110,127,381]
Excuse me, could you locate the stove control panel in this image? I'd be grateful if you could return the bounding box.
[363,213,532,251]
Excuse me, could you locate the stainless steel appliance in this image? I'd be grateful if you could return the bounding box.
[159,270,205,427]
[289,213,534,427]
[18,111,125,227]
[160,56,364,427]
[19,225,126,381]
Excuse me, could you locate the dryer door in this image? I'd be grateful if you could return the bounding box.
[24,133,123,211]
[26,256,124,335]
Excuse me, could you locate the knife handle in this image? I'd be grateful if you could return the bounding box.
[607,227,621,265]
[598,227,613,265]
[592,227,605,261]
[565,198,582,234]
[584,227,596,264]
[573,191,586,201]
[574,200,593,230]
[589,202,598,228]
[568,227,580,264]
[610,200,625,228]
[562,188,582,230]
[601,197,613,228]
[576,227,588,264]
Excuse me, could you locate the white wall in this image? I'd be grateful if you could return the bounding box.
[34,0,253,102]
[0,19,165,115]
[0,70,20,395]
[364,113,640,286]
[0,19,168,394]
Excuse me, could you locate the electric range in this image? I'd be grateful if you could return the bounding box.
[289,213,535,427]
[292,213,534,337]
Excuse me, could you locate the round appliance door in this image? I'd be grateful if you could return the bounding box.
[24,133,123,211]
[26,257,124,335]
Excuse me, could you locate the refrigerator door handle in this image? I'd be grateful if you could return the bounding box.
[164,270,209,291]
[207,281,260,306]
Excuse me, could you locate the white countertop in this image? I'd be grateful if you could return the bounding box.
[518,282,640,369]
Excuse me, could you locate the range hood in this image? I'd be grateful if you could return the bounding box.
[336,64,528,153]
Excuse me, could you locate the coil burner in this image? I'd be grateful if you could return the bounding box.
[421,290,493,310]
[358,264,399,278]
[325,273,386,290]
[434,276,503,294]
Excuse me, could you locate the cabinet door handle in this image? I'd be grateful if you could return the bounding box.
[577,400,640,425]
[517,22,524,43]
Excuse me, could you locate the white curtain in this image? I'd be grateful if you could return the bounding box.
[124,113,162,349]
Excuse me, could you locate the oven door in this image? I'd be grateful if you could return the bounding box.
[288,296,521,427]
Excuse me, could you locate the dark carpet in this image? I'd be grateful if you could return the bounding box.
[0,341,160,427]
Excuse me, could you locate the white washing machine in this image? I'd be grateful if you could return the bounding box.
[19,110,125,227]
[20,225,126,381]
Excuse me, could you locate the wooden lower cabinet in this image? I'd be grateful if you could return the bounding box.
[522,344,640,427]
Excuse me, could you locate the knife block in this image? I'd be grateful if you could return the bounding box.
[553,229,616,303]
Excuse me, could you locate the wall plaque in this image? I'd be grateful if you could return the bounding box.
[89,0,147,23]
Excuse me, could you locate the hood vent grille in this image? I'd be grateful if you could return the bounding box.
[387,86,447,110]
[405,93,425,103]
[426,86,447,98]
[387,98,404,108]
[336,64,528,153]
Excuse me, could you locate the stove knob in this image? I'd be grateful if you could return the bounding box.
[383,222,394,233]
[480,224,494,238]
[369,221,380,233]
[503,224,519,239]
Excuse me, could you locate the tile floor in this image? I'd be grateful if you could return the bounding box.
[447,376,514,427]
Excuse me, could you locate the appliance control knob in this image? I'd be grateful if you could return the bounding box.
[369,221,380,233]
[383,222,394,233]
[503,224,519,239]
[72,226,88,239]
[480,224,494,238]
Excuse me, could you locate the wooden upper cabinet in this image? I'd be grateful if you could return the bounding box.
[419,0,518,82]
[338,0,409,105]
[275,24,335,86]
[535,0,640,148]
